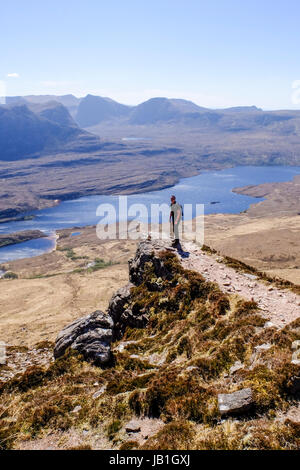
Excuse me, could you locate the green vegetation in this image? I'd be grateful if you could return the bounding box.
[119,440,139,450]
[3,272,18,280]
[201,245,218,255]
[142,419,300,450]
[142,421,195,450]
[106,419,122,440]
[57,245,115,270]
[87,258,115,272]
[73,258,117,275]
[57,246,89,261]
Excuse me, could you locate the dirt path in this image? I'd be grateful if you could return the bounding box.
[180,241,300,328]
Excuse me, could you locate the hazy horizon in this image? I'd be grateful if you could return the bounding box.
[2,92,300,113]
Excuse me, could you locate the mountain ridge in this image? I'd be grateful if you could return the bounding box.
[5,93,300,130]
[0,101,102,161]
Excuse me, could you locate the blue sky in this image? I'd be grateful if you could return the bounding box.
[1,0,300,109]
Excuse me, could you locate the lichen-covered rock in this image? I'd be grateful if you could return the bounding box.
[114,305,149,338]
[128,239,173,286]
[54,310,113,365]
[109,240,177,338]
[108,283,134,324]
[291,350,300,365]
[229,361,244,375]
[292,340,300,351]
[218,388,254,416]
[108,282,148,339]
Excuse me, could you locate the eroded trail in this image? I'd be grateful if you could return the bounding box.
[180,241,300,328]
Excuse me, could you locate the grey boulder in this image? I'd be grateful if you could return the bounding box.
[218,388,254,416]
[54,310,113,366]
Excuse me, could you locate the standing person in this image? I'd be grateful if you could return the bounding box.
[169,195,183,247]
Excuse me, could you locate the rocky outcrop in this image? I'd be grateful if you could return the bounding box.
[108,281,151,339]
[54,310,113,365]
[114,304,149,339]
[108,283,134,324]
[108,282,142,340]
[54,239,175,363]
[218,388,254,416]
[128,239,173,286]
[108,240,177,338]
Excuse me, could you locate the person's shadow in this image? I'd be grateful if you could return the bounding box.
[175,242,190,258]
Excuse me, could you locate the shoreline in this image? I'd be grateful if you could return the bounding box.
[0,230,47,249]
[0,173,194,223]
[0,166,299,264]
[0,215,36,225]
[1,164,300,224]
[0,161,292,223]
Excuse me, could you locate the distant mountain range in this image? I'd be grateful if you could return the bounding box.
[5,93,300,132]
[2,93,300,163]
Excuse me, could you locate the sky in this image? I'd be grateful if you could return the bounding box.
[1,0,300,109]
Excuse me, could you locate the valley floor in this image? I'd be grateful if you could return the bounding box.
[203,214,300,285]
[0,232,137,347]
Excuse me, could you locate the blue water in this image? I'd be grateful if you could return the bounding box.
[0,237,56,264]
[0,165,299,264]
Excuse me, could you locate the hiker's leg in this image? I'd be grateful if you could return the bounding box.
[174,222,180,245]
[171,219,175,239]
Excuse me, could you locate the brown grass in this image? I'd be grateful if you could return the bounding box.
[0,249,299,450]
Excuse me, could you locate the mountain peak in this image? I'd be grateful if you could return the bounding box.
[0,102,100,161]
[76,94,131,127]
